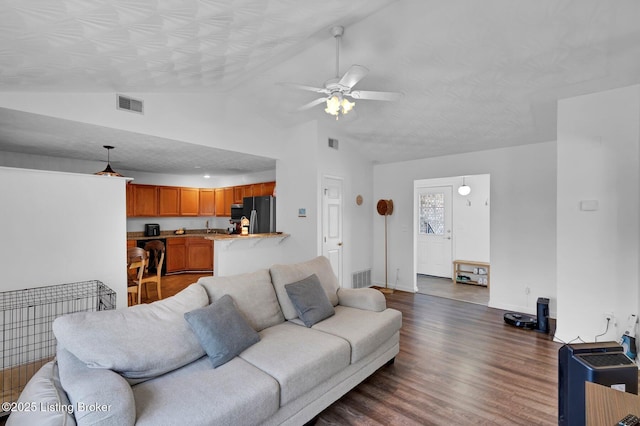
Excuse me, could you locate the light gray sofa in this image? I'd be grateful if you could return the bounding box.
[7,256,402,426]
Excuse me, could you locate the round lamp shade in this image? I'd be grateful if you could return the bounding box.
[376,199,394,216]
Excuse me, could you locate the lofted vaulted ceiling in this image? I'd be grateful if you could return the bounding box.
[1,0,639,173]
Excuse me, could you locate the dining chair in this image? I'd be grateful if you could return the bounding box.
[140,240,165,302]
[127,247,147,306]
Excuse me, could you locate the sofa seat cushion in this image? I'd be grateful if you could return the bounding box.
[239,322,350,406]
[311,306,403,363]
[53,283,209,383]
[270,256,340,320]
[132,356,279,426]
[198,269,284,331]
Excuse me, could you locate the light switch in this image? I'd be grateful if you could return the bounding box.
[580,200,599,211]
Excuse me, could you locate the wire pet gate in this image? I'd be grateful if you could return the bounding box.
[1,280,116,409]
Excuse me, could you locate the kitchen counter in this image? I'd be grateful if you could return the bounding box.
[203,232,288,241]
[127,229,230,241]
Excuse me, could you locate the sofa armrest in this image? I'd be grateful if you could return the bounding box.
[57,347,135,426]
[337,288,386,312]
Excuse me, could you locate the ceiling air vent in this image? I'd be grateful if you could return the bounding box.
[117,94,144,114]
[328,138,339,150]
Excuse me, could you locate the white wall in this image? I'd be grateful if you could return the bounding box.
[556,85,640,343]
[0,92,282,159]
[316,128,374,287]
[0,167,128,309]
[274,121,320,264]
[373,142,557,315]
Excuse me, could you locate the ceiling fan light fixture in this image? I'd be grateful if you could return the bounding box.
[95,145,123,177]
[325,93,355,119]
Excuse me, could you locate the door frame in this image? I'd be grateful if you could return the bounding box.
[321,175,344,287]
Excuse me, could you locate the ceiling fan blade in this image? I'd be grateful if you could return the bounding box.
[277,82,329,94]
[297,97,327,111]
[348,90,402,101]
[338,65,369,89]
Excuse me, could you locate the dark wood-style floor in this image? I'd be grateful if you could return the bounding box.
[160,274,561,425]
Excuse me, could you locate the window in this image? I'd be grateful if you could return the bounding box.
[419,192,445,235]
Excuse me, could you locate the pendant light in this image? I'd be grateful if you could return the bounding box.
[95,145,123,177]
[458,176,471,196]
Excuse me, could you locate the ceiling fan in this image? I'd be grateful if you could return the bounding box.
[285,26,402,120]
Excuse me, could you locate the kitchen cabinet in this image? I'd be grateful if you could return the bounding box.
[180,187,199,216]
[199,188,215,216]
[261,181,276,197]
[158,186,180,216]
[233,186,244,204]
[126,182,274,218]
[186,237,213,271]
[166,238,186,273]
[132,184,158,217]
[214,187,233,217]
[242,184,253,199]
[126,184,134,216]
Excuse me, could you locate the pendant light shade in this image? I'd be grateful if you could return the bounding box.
[458,176,471,196]
[95,145,123,177]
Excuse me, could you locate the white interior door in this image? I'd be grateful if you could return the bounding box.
[322,176,343,286]
[416,186,453,277]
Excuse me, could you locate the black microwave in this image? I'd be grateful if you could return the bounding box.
[230,204,244,221]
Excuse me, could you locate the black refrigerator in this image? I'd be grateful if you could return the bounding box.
[243,196,276,234]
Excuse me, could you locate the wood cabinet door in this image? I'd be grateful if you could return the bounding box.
[199,188,215,216]
[262,181,276,197]
[241,184,253,200]
[233,186,244,204]
[214,188,225,216]
[223,187,233,216]
[158,186,180,216]
[166,238,186,273]
[132,184,158,217]
[180,187,199,216]
[126,184,134,217]
[186,238,213,270]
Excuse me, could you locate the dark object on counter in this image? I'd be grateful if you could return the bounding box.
[145,223,160,237]
[243,196,276,234]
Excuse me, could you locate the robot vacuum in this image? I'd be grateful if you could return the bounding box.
[504,312,538,329]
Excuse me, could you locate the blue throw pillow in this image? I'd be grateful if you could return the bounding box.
[285,274,335,327]
[184,294,260,368]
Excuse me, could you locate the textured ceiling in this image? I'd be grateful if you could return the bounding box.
[1,0,640,172]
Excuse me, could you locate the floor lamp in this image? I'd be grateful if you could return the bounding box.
[376,199,394,294]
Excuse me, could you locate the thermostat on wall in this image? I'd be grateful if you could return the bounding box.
[580,200,599,211]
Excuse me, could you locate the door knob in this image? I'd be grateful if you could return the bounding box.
[338,242,343,246]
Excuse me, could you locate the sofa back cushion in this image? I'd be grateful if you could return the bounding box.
[198,269,284,331]
[52,283,208,383]
[269,256,340,321]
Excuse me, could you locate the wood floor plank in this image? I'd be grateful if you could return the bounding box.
[318,290,561,426]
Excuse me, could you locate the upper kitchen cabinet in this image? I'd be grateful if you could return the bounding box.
[180,187,199,216]
[214,187,233,217]
[131,184,158,217]
[158,186,181,216]
[199,188,215,216]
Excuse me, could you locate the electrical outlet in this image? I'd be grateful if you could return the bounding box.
[525,286,530,295]
[603,312,614,323]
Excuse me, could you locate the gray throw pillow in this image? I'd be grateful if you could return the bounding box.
[184,294,260,368]
[285,274,335,327]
